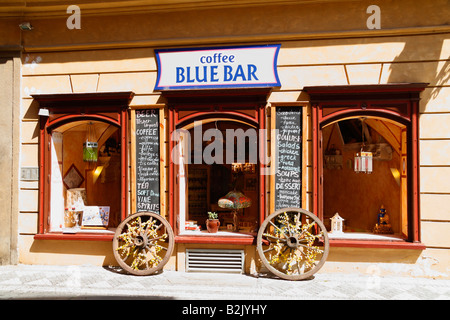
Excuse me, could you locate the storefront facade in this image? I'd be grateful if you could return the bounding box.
[1,0,449,278]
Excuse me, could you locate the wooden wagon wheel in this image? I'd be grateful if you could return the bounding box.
[257,207,329,280]
[113,212,174,276]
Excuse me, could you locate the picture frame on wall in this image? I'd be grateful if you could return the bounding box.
[63,164,84,189]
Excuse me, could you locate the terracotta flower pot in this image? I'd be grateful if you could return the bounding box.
[206,219,220,233]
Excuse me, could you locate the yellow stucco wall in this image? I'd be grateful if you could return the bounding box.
[13,0,450,278]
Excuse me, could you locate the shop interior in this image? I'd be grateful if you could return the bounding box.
[322,117,408,239]
[49,120,121,232]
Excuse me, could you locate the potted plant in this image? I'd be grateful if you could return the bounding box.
[206,211,220,233]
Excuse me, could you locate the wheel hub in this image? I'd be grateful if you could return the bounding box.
[286,236,299,248]
[134,234,148,248]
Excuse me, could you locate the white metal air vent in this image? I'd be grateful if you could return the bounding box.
[186,249,245,273]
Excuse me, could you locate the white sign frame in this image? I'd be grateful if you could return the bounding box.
[154,44,281,90]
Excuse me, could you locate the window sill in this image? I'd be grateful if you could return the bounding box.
[328,232,425,250]
[175,230,256,245]
[34,228,116,241]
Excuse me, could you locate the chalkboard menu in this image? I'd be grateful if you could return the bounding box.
[275,107,302,210]
[135,109,160,213]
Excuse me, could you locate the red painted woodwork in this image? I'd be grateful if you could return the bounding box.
[175,235,255,245]
[33,92,134,240]
[329,239,426,250]
[411,100,421,243]
[34,232,114,242]
[305,83,428,247]
[164,89,269,244]
[258,103,266,226]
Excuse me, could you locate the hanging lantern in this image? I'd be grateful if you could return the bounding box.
[83,141,98,162]
[83,122,98,162]
[353,118,373,174]
[354,151,373,174]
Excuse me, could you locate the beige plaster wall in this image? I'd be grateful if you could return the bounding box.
[13,0,450,52]
[11,0,450,277]
[0,53,20,265]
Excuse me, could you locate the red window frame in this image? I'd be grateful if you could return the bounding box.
[32,92,134,241]
[164,89,269,245]
[304,84,427,250]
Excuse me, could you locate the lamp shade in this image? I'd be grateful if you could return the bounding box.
[218,190,252,210]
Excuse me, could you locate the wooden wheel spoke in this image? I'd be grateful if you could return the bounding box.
[263,247,276,254]
[119,249,132,261]
[147,242,168,251]
[296,242,313,250]
[269,220,288,239]
[144,217,153,233]
[263,233,287,242]
[148,235,166,242]
[296,212,302,224]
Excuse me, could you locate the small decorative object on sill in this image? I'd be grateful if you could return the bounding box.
[66,188,87,211]
[64,207,82,229]
[373,205,393,234]
[330,212,345,235]
[206,211,220,233]
[185,220,201,231]
[81,206,110,228]
[64,188,86,230]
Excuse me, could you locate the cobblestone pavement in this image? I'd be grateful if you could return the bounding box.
[0,264,448,301]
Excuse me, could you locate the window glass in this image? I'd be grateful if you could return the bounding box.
[49,120,121,232]
[175,120,259,234]
[323,117,407,239]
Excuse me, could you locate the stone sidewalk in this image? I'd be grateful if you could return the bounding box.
[0,264,448,300]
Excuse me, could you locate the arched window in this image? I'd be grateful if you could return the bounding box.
[165,89,268,244]
[305,84,427,249]
[33,92,133,240]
